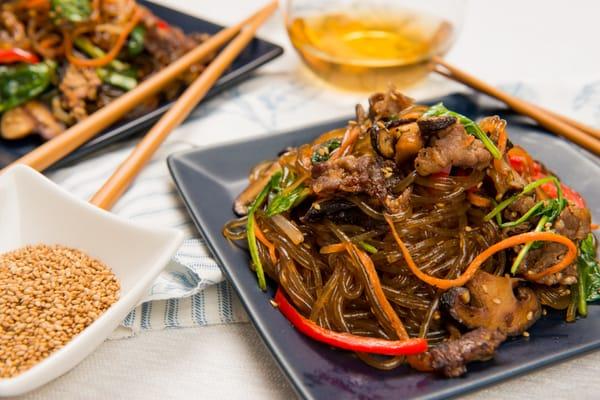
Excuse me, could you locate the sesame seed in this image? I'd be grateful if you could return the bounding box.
[492,298,502,305]
[0,244,119,379]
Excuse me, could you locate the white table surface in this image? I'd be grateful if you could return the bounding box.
[14,1,600,399]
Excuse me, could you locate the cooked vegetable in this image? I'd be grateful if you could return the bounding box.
[577,234,600,317]
[51,0,92,23]
[95,68,137,91]
[312,138,341,163]
[247,172,282,291]
[0,49,40,65]
[275,289,428,356]
[127,25,147,56]
[423,103,502,159]
[0,61,55,113]
[443,271,541,336]
[0,101,63,140]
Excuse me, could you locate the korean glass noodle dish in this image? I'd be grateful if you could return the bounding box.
[0,0,211,140]
[224,87,600,377]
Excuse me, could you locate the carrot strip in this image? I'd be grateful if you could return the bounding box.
[254,222,277,264]
[346,243,409,340]
[467,192,492,208]
[330,125,360,161]
[65,7,142,68]
[385,215,577,289]
[320,243,347,254]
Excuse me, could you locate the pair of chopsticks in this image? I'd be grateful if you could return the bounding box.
[432,56,600,156]
[5,1,278,210]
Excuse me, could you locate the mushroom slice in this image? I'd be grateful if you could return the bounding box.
[25,101,64,140]
[393,122,424,164]
[370,122,397,159]
[442,270,541,336]
[417,115,457,135]
[1,106,36,140]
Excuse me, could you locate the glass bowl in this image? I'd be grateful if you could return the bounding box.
[284,0,467,92]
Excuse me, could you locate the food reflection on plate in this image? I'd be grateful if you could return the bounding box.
[224,87,598,377]
[0,0,213,141]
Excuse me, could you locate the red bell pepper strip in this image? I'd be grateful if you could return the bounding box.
[156,19,171,31]
[0,48,39,64]
[274,288,428,356]
[508,153,586,208]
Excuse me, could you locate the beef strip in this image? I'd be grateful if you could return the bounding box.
[310,155,410,214]
[414,124,492,176]
[428,328,506,377]
[519,205,591,285]
[59,65,101,122]
[368,89,413,120]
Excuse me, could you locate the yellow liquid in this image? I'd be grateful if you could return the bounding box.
[287,11,453,91]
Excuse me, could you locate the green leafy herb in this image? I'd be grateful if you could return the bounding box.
[51,0,92,23]
[127,25,146,56]
[312,138,341,163]
[485,176,561,222]
[247,171,282,291]
[578,234,600,305]
[423,103,501,159]
[359,241,378,254]
[0,61,56,113]
[509,179,566,274]
[266,185,310,217]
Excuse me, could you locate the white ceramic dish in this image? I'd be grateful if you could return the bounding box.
[0,165,184,396]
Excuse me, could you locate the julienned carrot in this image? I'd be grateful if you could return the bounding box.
[320,243,347,254]
[254,222,277,264]
[467,192,492,208]
[65,7,142,68]
[385,216,577,289]
[346,243,409,340]
[330,125,360,161]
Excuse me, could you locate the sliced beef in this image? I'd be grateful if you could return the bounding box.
[368,89,413,120]
[59,65,101,122]
[310,155,410,214]
[554,205,591,240]
[428,328,506,377]
[414,124,492,176]
[519,205,591,286]
[487,159,527,200]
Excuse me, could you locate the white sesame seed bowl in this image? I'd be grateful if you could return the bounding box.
[0,165,184,396]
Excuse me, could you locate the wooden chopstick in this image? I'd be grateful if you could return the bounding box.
[432,56,600,156]
[89,1,278,210]
[2,2,275,174]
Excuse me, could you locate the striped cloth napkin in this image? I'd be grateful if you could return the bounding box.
[46,71,600,339]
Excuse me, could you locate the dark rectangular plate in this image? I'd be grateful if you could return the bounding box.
[167,93,600,400]
[0,0,283,169]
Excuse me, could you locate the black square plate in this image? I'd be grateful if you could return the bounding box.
[0,0,283,169]
[167,93,600,400]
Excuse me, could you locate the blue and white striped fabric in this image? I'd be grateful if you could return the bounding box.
[46,71,600,339]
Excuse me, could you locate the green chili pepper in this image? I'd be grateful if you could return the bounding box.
[423,103,502,159]
[51,0,92,23]
[0,61,56,113]
[127,25,146,56]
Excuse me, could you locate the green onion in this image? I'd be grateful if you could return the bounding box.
[423,103,501,159]
[74,37,130,71]
[359,241,378,254]
[578,260,589,317]
[266,185,310,217]
[127,25,146,56]
[96,68,137,91]
[484,176,560,222]
[246,172,282,291]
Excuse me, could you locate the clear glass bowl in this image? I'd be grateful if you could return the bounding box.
[285,0,467,92]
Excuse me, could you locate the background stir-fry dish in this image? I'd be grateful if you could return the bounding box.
[224,88,600,377]
[0,0,211,140]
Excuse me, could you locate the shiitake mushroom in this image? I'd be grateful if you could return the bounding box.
[442,270,541,336]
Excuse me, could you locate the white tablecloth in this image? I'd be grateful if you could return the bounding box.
[15,0,600,399]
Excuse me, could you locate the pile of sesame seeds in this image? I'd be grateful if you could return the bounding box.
[0,244,120,379]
